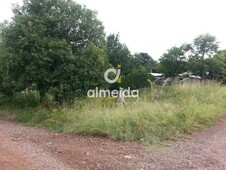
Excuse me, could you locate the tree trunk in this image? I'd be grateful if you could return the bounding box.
[39,90,46,103]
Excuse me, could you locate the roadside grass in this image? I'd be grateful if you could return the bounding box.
[0,83,226,144]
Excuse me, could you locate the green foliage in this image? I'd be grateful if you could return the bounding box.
[205,57,225,77]
[189,34,219,77]
[106,34,154,90]
[133,53,156,72]
[122,66,150,89]
[76,43,108,92]
[0,0,107,103]
[0,1,159,102]
[107,33,131,70]
[193,34,219,59]
[0,92,39,109]
[157,34,224,79]
[158,45,189,76]
[1,83,226,144]
[64,83,226,143]
[215,50,226,74]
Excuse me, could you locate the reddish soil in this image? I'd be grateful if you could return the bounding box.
[1,117,226,170]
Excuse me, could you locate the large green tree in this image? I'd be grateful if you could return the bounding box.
[106,34,155,90]
[107,33,132,74]
[133,53,156,72]
[204,50,226,81]
[189,34,219,77]
[0,0,107,102]
[158,44,190,77]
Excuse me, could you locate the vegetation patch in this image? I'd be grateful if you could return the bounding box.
[0,83,225,144]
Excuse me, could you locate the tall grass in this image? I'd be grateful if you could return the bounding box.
[0,83,226,143]
[64,83,226,143]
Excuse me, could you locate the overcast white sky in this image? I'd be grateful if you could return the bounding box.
[0,0,225,60]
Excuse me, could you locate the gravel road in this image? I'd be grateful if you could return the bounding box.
[1,117,226,170]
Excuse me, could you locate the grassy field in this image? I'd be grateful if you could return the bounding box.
[0,83,226,144]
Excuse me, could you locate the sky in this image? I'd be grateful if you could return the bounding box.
[0,0,226,60]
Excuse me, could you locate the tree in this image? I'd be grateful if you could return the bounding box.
[106,33,133,90]
[122,66,150,89]
[204,50,226,81]
[107,33,132,74]
[0,0,107,102]
[205,57,225,79]
[0,21,19,95]
[216,50,226,65]
[158,44,190,77]
[133,53,156,72]
[76,43,108,93]
[190,34,219,77]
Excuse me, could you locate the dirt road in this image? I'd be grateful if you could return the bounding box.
[1,118,226,170]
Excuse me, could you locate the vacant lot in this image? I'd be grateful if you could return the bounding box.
[1,83,226,145]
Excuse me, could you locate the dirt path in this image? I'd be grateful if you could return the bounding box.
[1,118,226,170]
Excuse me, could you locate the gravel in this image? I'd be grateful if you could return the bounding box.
[1,117,226,170]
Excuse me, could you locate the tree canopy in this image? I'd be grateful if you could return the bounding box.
[158,44,190,77]
[0,0,106,102]
[158,34,225,80]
